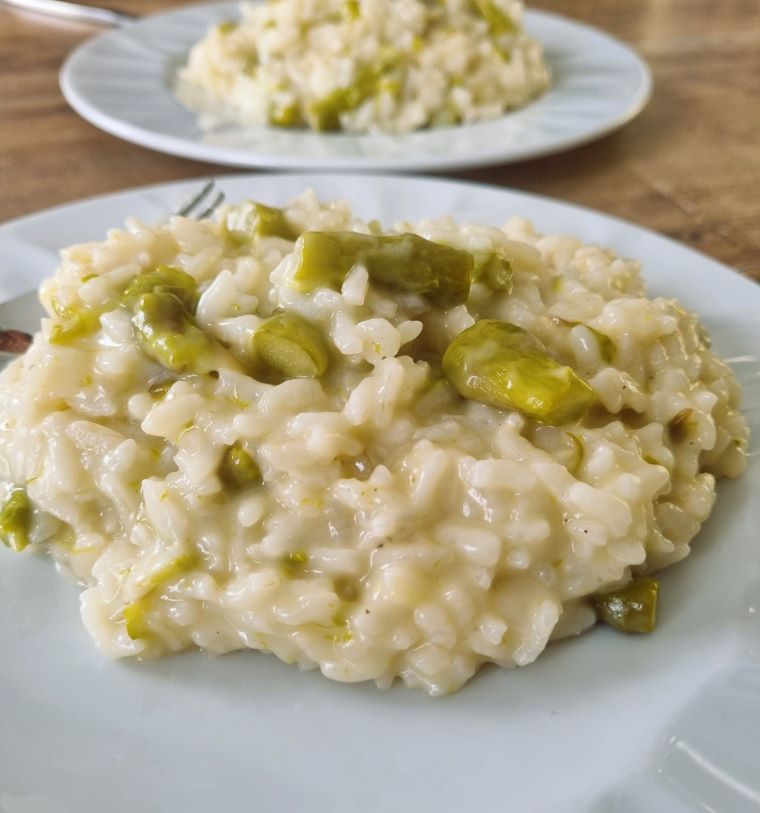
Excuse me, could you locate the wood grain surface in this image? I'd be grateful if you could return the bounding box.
[1,0,759,279]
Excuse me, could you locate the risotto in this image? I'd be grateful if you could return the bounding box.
[175,0,551,134]
[0,192,748,696]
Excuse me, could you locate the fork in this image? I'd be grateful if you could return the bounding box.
[0,179,225,361]
[1,0,136,27]
[174,178,225,221]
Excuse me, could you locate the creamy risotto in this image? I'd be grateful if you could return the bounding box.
[0,192,748,696]
[176,0,550,134]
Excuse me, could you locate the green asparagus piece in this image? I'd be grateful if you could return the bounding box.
[137,553,199,592]
[473,251,513,293]
[124,266,199,314]
[283,549,309,577]
[148,378,175,401]
[292,231,473,308]
[668,408,696,442]
[342,0,360,19]
[123,600,149,640]
[219,441,261,490]
[131,292,221,374]
[252,312,330,379]
[49,302,101,346]
[442,320,595,424]
[308,86,364,131]
[0,486,32,552]
[306,57,400,131]
[224,201,300,245]
[471,0,516,34]
[268,99,303,128]
[593,576,659,634]
[124,553,199,639]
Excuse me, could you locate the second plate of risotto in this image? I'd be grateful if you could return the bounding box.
[1,174,758,811]
[59,0,651,170]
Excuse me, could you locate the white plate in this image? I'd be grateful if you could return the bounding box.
[59,2,651,172]
[1,175,758,813]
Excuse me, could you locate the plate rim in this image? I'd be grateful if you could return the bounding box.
[58,3,653,172]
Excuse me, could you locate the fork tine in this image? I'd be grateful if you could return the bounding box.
[175,179,215,218]
[195,191,225,221]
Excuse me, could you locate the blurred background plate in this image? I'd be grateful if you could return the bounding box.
[59,2,652,171]
[0,174,758,812]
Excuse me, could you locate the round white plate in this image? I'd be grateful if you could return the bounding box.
[59,3,652,171]
[1,175,758,813]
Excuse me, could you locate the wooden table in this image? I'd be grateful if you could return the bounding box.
[1,0,759,279]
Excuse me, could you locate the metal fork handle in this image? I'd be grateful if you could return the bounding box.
[2,0,137,26]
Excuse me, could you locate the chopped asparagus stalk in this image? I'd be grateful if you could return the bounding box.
[148,378,174,401]
[308,86,363,131]
[587,327,615,364]
[471,0,516,34]
[292,231,360,291]
[473,251,513,293]
[593,576,659,633]
[268,99,303,128]
[668,408,696,441]
[567,432,584,474]
[292,231,473,308]
[342,0,360,19]
[442,320,595,424]
[285,550,308,566]
[219,441,261,490]
[49,303,101,346]
[306,57,400,131]
[124,553,199,640]
[131,292,222,374]
[224,201,300,245]
[252,312,330,379]
[0,486,32,552]
[283,549,309,577]
[330,612,353,642]
[137,553,199,592]
[123,600,149,640]
[124,266,199,314]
